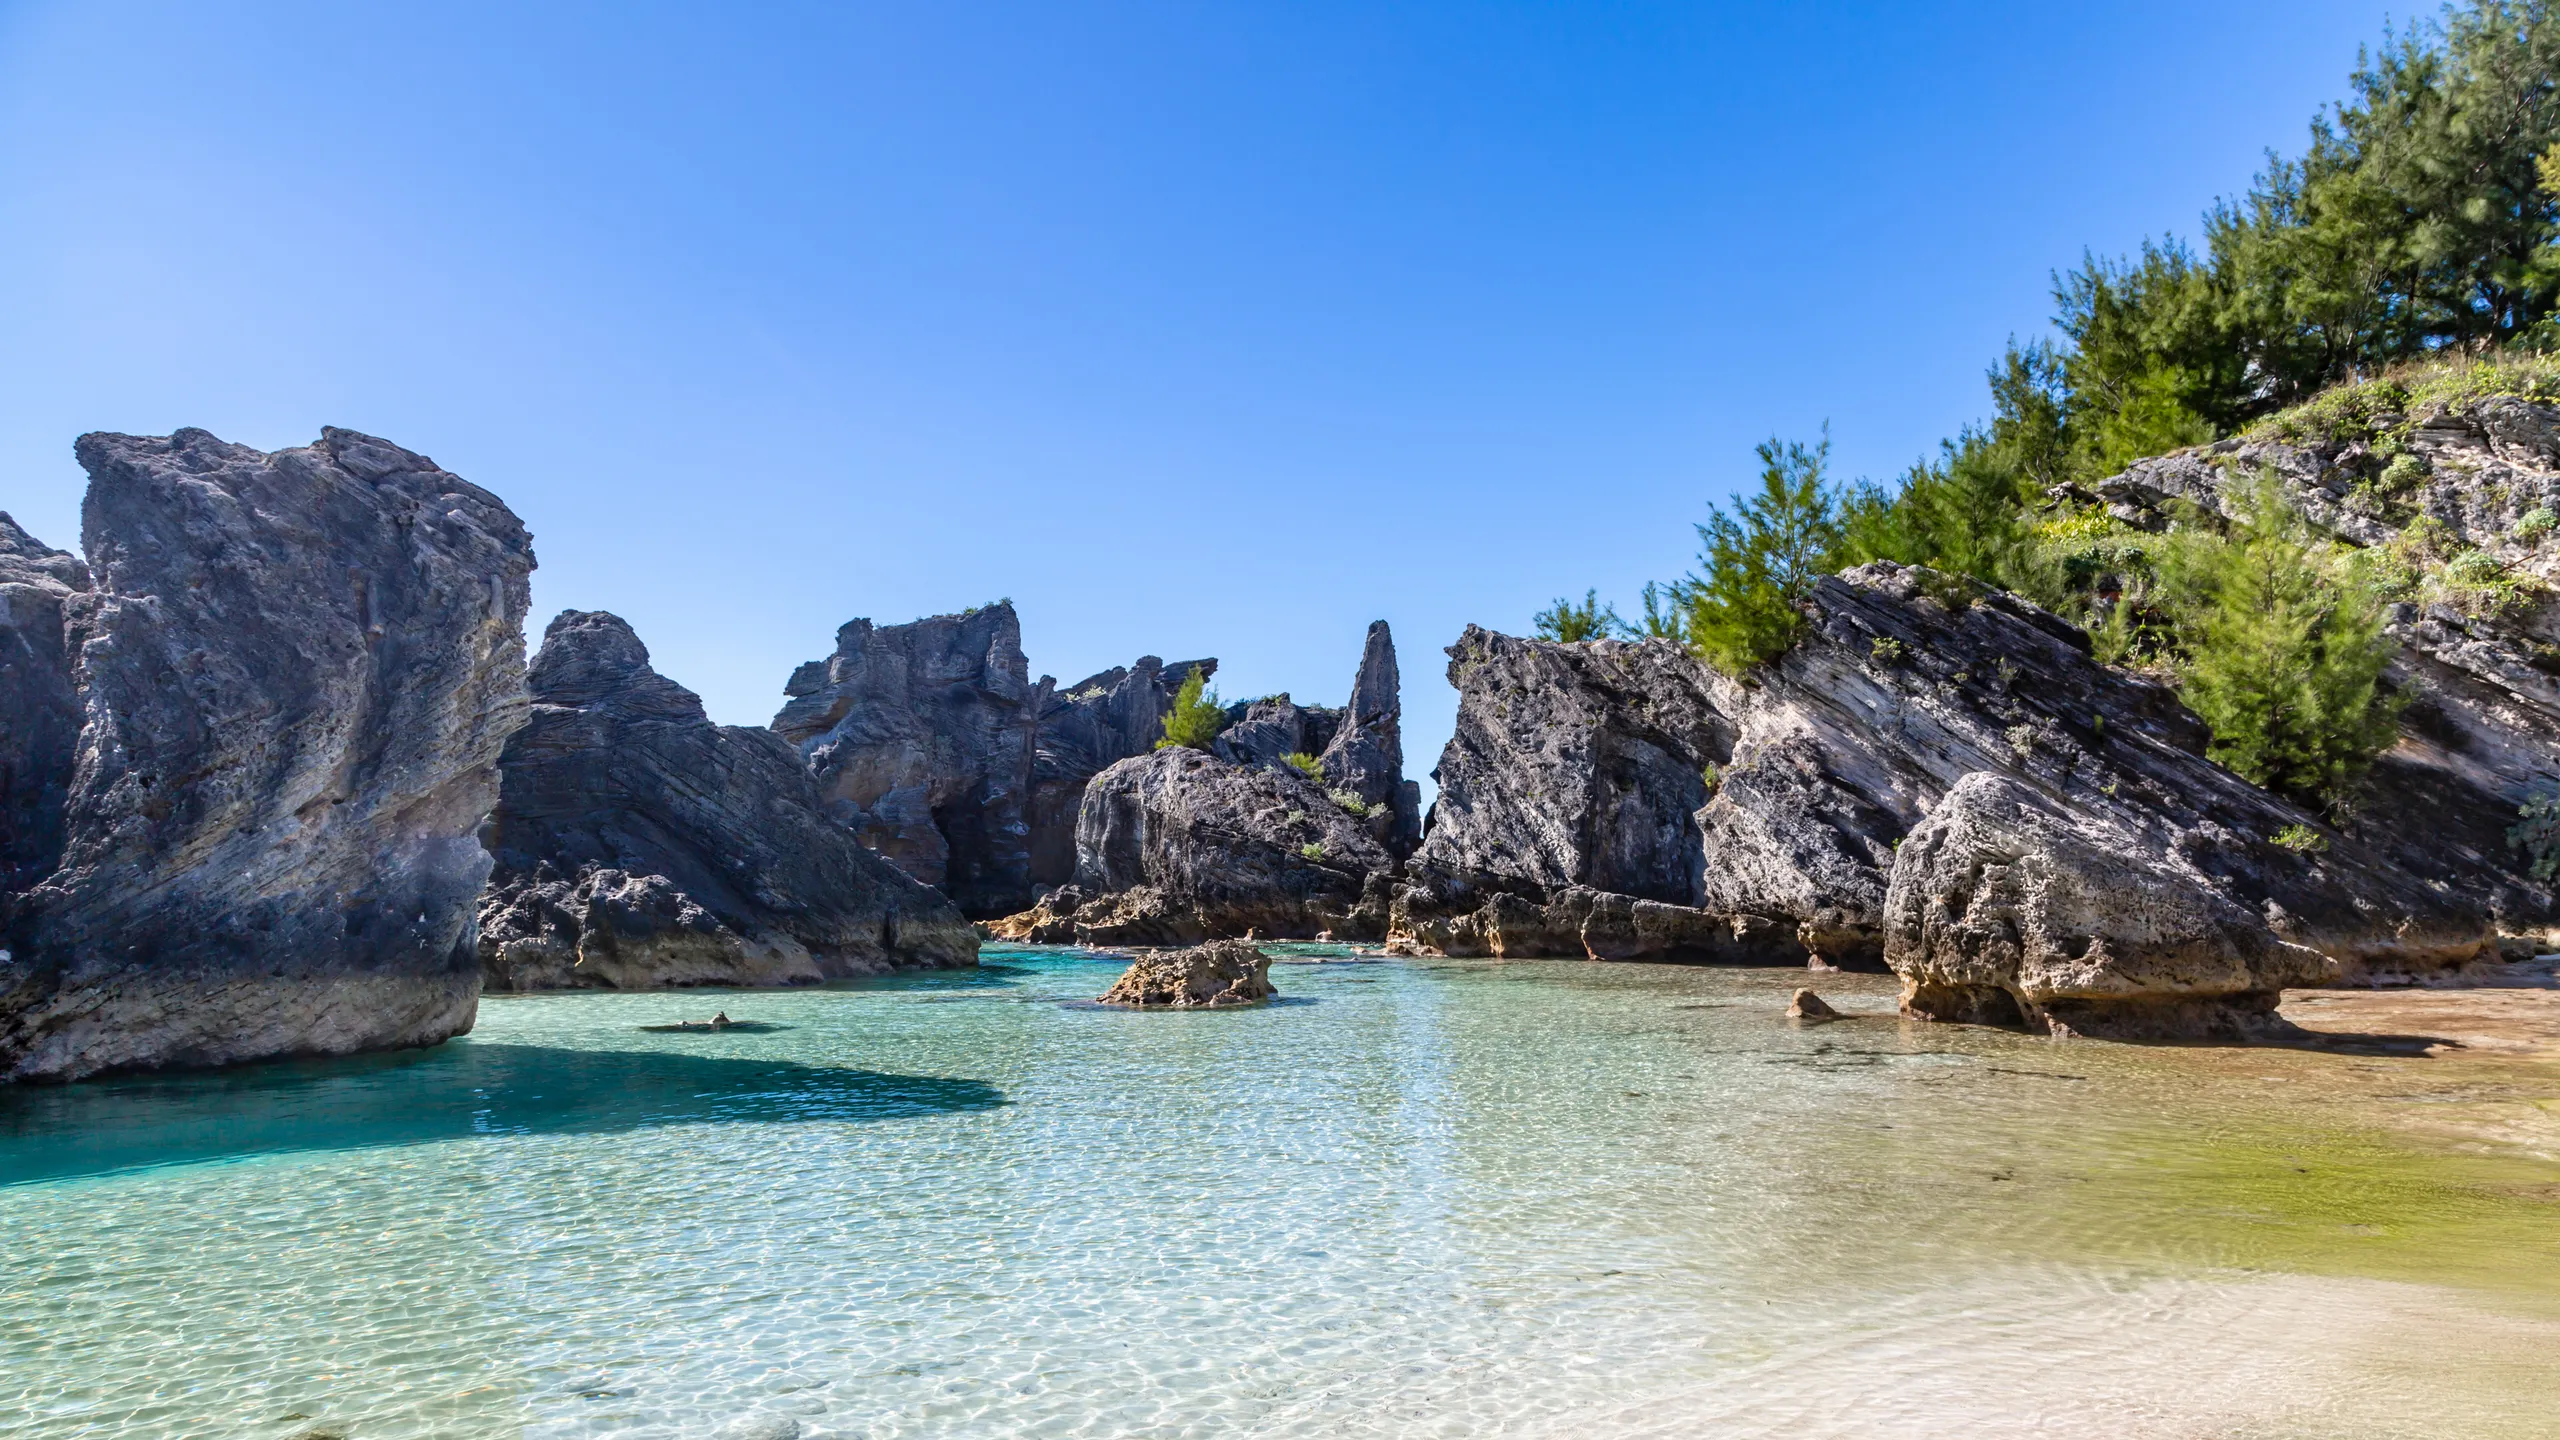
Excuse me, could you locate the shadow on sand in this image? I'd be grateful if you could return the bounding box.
[0,1041,1005,1186]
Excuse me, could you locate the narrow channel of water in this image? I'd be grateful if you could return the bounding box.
[4,948,2555,1438]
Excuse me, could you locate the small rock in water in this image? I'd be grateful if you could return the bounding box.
[1788,988,1841,1022]
[1098,940,1276,1008]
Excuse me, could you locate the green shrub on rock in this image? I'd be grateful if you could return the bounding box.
[1155,666,1226,752]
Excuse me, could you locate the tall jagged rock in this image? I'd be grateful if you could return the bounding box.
[1212,693,1338,772]
[772,602,1047,917]
[1404,563,2494,1034]
[1,428,534,1082]
[1317,620,1420,856]
[1027,655,1214,887]
[479,611,977,990]
[0,514,88,905]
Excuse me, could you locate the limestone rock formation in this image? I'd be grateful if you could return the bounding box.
[1402,562,2494,1033]
[2089,398,2560,932]
[0,514,88,904]
[478,610,976,991]
[2,428,535,1082]
[1028,655,1214,887]
[1317,620,1422,857]
[1213,692,1338,772]
[995,745,1391,945]
[1096,938,1275,1008]
[773,602,1048,917]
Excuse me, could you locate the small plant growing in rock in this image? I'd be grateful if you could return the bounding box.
[1155,665,1226,751]
[2270,823,2328,853]
[2511,790,2560,882]
[2005,723,2037,760]
[1869,636,1906,665]
[1534,589,1627,643]
[1701,761,1721,798]
[1282,809,1307,827]
[2516,507,2558,543]
[1282,752,1325,781]
[2377,452,2430,495]
[1327,788,1371,817]
[1298,840,1329,862]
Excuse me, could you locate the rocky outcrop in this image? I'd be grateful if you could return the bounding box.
[1,428,535,1082]
[1213,693,1338,772]
[478,610,976,991]
[0,514,88,904]
[1028,655,1214,887]
[2092,399,2560,933]
[1402,562,2495,1034]
[993,745,1391,945]
[1095,939,1275,1008]
[1317,620,1422,857]
[773,603,1048,917]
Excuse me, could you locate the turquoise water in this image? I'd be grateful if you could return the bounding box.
[5,948,2557,1439]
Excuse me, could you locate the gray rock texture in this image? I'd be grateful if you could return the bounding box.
[1028,655,1214,887]
[2090,398,2560,933]
[1095,939,1275,1008]
[1402,562,2495,1033]
[2,428,535,1082]
[1213,693,1338,773]
[0,514,88,904]
[773,602,1048,917]
[990,745,1390,945]
[479,610,976,991]
[1317,620,1422,857]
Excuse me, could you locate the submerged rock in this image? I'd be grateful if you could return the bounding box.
[1787,988,1839,1021]
[478,610,976,991]
[773,602,1048,917]
[1028,655,1214,887]
[2,428,535,1082]
[0,513,88,905]
[1096,939,1275,1008]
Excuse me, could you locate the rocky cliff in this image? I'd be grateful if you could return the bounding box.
[0,514,88,906]
[1028,655,1214,887]
[1403,563,2495,1036]
[992,621,1412,944]
[479,610,977,990]
[1,429,534,1082]
[772,603,1047,917]
[2090,393,2560,932]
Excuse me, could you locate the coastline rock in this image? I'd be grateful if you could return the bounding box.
[0,513,88,903]
[1096,939,1275,1008]
[1316,620,1422,856]
[994,745,1390,944]
[1028,655,1214,887]
[2,428,534,1083]
[772,602,1048,917]
[1787,988,1839,1021]
[478,611,976,991]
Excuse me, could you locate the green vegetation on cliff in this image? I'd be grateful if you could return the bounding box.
[1156,665,1225,751]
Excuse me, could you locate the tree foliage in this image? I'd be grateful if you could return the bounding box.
[1155,665,1226,751]
[1532,589,1626,642]
[1671,433,1843,674]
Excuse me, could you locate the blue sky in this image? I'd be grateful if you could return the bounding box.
[0,0,2392,790]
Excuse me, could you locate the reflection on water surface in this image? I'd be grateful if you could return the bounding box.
[1,948,2554,1439]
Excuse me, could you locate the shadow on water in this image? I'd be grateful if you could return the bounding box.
[0,1042,1006,1187]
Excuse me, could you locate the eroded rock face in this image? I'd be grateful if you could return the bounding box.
[478,611,976,991]
[1317,621,1421,856]
[1213,693,1338,772]
[2,428,534,1082]
[1096,939,1275,1008]
[0,514,88,904]
[1003,746,1390,944]
[2094,405,2560,933]
[773,603,1048,917]
[1028,656,1214,888]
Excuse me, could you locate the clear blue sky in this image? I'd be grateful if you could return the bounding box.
[1,0,2392,793]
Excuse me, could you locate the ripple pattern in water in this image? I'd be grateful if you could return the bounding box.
[4,950,2556,1438]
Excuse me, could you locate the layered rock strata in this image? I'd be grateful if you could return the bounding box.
[1096,939,1275,1008]
[2,428,535,1082]
[773,603,1047,917]
[1403,563,2494,1035]
[0,514,88,903]
[1028,655,1214,887]
[479,611,976,990]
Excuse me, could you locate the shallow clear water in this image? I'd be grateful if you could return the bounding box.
[5,949,2558,1439]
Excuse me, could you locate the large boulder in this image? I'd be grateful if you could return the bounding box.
[997,746,1390,944]
[1,428,535,1082]
[772,602,1048,917]
[478,610,977,991]
[1027,655,1214,888]
[0,513,88,905]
